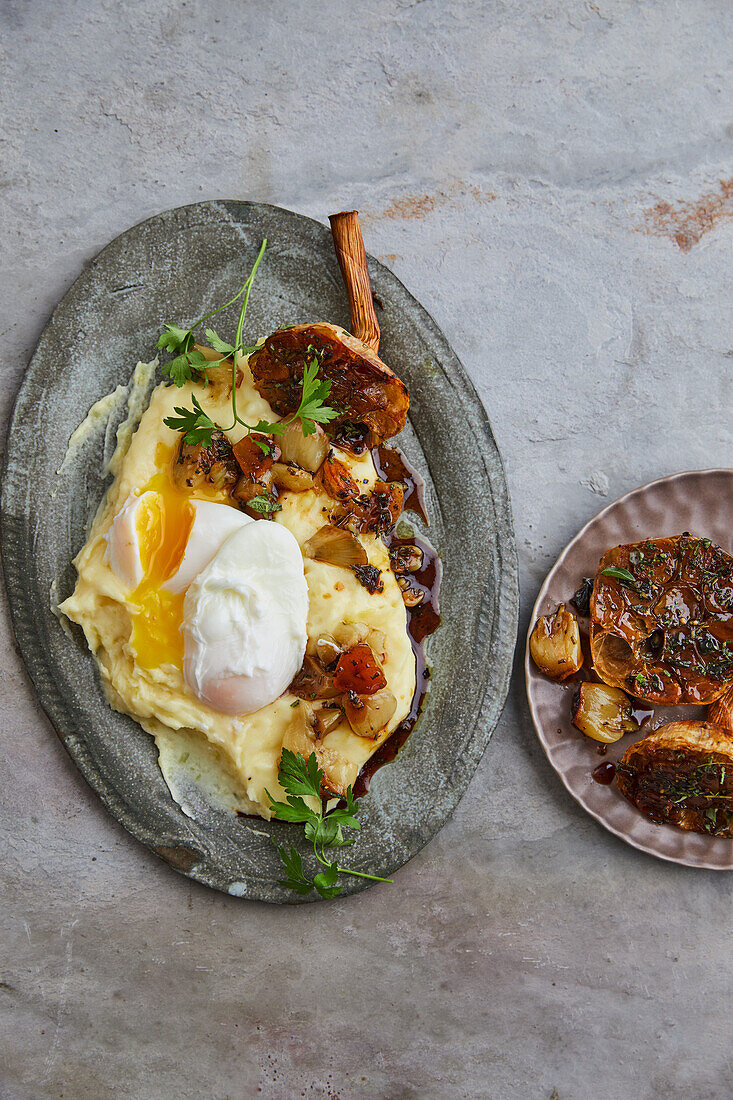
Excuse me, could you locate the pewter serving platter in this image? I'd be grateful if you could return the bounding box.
[1,201,518,901]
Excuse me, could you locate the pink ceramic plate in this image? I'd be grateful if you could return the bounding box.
[525,469,733,870]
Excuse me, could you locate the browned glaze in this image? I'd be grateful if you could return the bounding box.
[372,444,428,524]
[332,421,371,455]
[353,642,431,799]
[353,534,441,796]
[390,532,442,644]
[591,535,733,705]
[352,448,440,797]
[592,761,617,785]
[630,701,654,728]
[617,743,733,835]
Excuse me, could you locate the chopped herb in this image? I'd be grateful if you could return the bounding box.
[165,394,217,446]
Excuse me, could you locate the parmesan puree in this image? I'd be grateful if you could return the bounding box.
[59,353,416,819]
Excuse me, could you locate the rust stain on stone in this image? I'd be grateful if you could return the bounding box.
[642,179,733,251]
[155,844,200,871]
[368,181,497,222]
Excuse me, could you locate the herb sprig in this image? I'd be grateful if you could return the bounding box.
[267,749,392,898]
[159,241,337,449]
[601,566,637,588]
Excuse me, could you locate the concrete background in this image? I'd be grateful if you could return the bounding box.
[2,1,732,1097]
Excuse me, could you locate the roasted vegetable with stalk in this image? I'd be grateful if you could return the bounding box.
[529,604,583,681]
[571,683,640,744]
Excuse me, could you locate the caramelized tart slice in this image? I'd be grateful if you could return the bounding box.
[249,212,408,446]
[590,535,733,705]
[616,721,733,836]
[249,322,408,446]
[709,685,733,733]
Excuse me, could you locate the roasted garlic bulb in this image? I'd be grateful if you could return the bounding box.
[571,683,639,744]
[530,604,583,681]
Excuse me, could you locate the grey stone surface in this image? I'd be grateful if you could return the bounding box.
[1,1,732,1097]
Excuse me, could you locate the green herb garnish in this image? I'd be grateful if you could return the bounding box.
[247,493,282,516]
[165,394,218,446]
[266,749,392,898]
[601,566,637,588]
[160,241,337,449]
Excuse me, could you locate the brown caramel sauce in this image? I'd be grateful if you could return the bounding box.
[592,761,617,785]
[372,444,429,525]
[352,448,440,797]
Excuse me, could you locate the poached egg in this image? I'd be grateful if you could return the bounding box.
[182,522,308,715]
[104,472,307,715]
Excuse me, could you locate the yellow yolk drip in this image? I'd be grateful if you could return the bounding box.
[128,460,195,670]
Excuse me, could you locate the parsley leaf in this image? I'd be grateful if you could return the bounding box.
[313,862,341,899]
[157,323,194,354]
[267,750,391,899]
[163,353,195,388]
[157,241,338,464]
[278,748,321,797]
[163,395,216,447]
[204,327,235,356]
[297,355,338,435]
[276,845,313,895]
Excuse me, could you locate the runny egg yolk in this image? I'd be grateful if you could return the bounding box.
[129,467,194,670]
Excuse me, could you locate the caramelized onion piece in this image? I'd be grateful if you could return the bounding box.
[390,543,423,574]
[333,622,369,649]
[315,634,342,667]
[343,688,397,739]
[193,344,242,397]
[289,655,341,700]
[709,686,733,733]
[232,435,275,480]
[281,708,352,797]
[278,420,329,472]
[366,628,387,664]
[303,525,367,569]
[231,470,275,508]
[333,643,387,696]
[319,452,361,502]
[529,604,583,682]
[313,706,344,738]
[571,683,640,744]
[397,575,424,607]
[270,461,314,492]
[172,431,240,492]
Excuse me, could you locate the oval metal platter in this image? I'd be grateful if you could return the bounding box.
[2,201,518,901]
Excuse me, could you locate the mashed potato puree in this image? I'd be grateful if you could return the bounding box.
[60,357,416,819]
